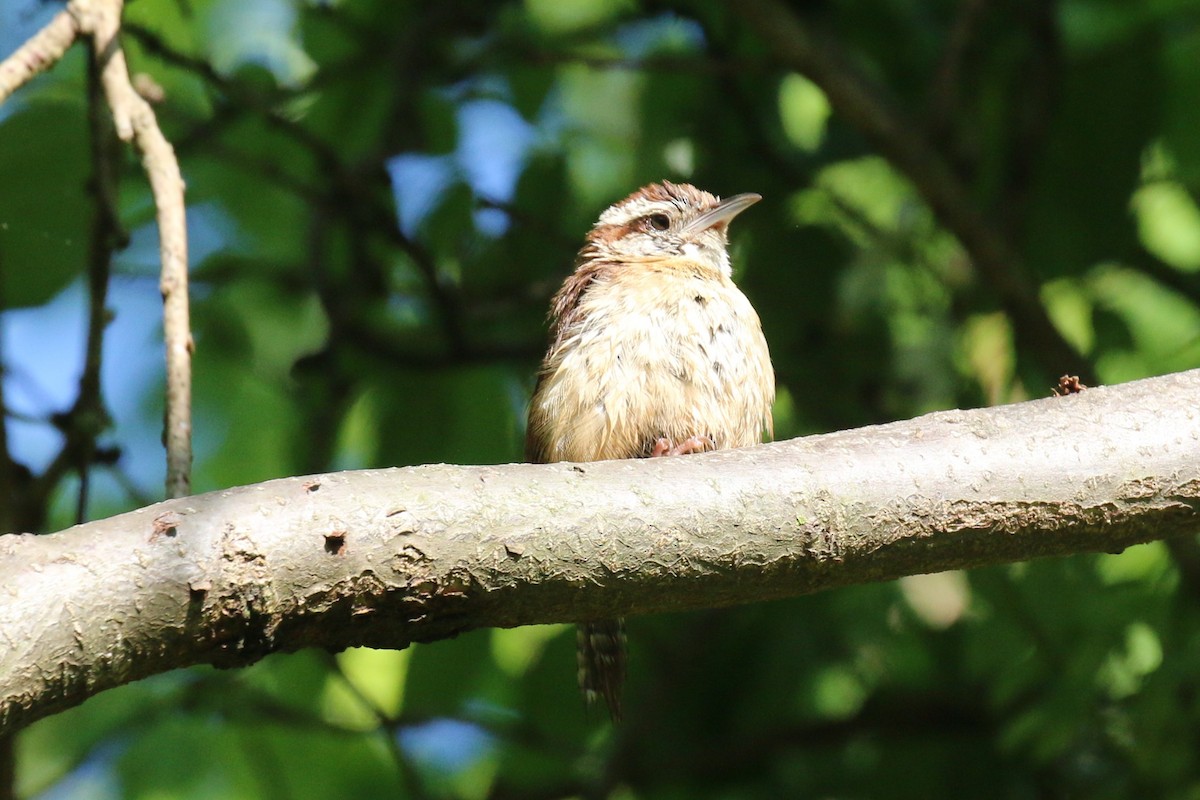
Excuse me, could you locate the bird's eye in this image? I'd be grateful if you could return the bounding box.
[647,214,671,231]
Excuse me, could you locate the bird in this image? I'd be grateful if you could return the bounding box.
[525,180,775,721]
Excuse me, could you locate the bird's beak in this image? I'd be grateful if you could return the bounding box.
[681,192,762,236]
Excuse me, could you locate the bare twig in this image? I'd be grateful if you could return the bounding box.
[497,49,774,75]
[926,0,990,148]
[0,733,11,800]
[1127,248,1200,306]
[996,1,1061,239]
[0,255,13,537]
[73,0,193,498]
[0,234,12,800]
[317,652,428,798]
[0,9,80,103]
[101,461,154,508]
[72,30,125,523]
[3,1,195,499]
[129,17,470,365]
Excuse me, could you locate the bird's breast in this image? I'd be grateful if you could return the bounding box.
[528,266,774,462]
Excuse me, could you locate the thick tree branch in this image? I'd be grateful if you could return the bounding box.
[2,370,1199,734]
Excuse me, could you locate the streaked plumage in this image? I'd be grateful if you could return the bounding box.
[526,180,775,719]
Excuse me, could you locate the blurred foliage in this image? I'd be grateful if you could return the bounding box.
[2,0,1200,797]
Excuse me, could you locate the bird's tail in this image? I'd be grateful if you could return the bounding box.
[577,619,626,721]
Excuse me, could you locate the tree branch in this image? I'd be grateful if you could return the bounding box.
[735,0,1090,384]
[74,0,193,498]
[2,1,195,498]
[2,369,1197,734]
[70,29,124,524]
[0,9,79,103]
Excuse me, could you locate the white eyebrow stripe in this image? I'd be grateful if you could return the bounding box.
[597,198,680,227]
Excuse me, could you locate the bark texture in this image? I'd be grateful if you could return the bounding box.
[2,370,1199,733]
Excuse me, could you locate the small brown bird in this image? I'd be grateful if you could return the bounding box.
[526,180,775,720]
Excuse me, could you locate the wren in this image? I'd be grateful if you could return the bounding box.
[526,180,775,720]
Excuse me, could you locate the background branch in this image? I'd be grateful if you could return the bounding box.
[735,0,1090,385]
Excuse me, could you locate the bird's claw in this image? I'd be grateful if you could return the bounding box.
[651,435,715,457]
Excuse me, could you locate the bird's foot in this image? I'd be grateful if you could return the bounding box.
[650,435,715,458]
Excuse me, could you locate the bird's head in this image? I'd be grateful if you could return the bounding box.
[582,180,761,277]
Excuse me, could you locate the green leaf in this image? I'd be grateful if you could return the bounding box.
[778,73,830,153]
[402,631,495,717]
[0,101,90,308]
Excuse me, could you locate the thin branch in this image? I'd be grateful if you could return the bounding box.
[188,136,321,201]
[1,368,1197,735]
[735,0,1093,385]
[5,1,195,500]
[0,238,13,537]
[0,733,10,800]
[121,20,227,95]
[996,0,1061,241]
[336,314,542,369]
[100,461,153,508]
[926,0,991,150]
[128,22,471,363]
[317,652,428,798]
[0,21,128,528]
[1126,248,1200,306]
[0,9,80,104]
[73,0,193,497]
[128,18,471,364]
[120,24,342,172]
[0,209,13,800]
[73,29,125,524]
[495,49,776,75]
[123,20,364,107]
